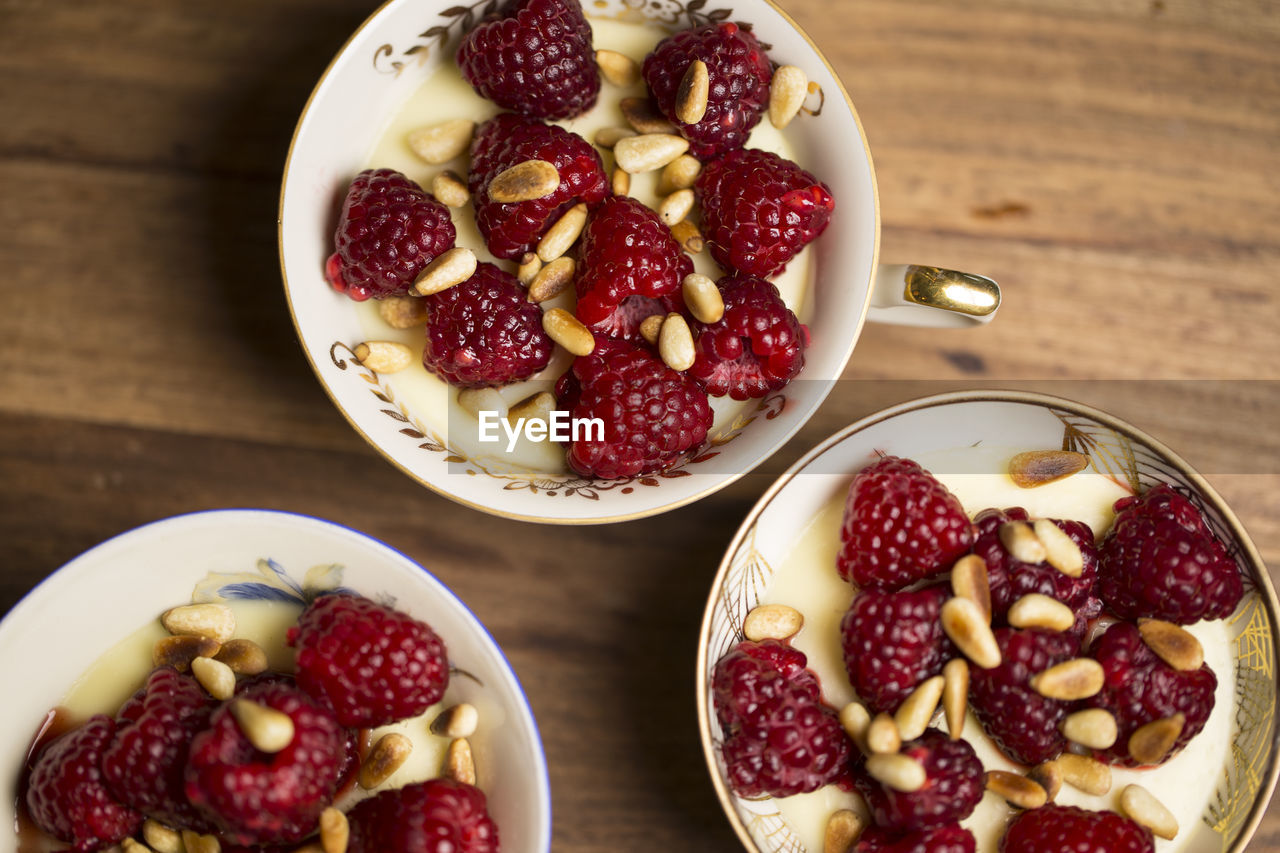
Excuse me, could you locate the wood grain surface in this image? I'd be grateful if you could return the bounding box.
[1,0,1277,849]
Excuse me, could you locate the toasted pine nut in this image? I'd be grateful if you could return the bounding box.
[1128,713,1185,765]
[940,597,1002,669]
[211,638,268,675]
[507,393,556,429]
[191,656,236,701]
[537,203,588,262]
[431,702,480,739]
[359,732,413,789]
[895,676,944,742]
[1138,618,1205,671]
[431,169,470,207]
[527,257,576,303]
[657,189,695,226]
[1120,784,1179,840]
[638,314,664,346]
[516,252,542,286]
[658,313,695,371]
[839,702,871,751]
[865,753,926,793]
[743,603,804,641]
[445,737,477,785]
[670,219,704,254]
[865,713,900,755]
[320,806,350,853]
[458,387,507,420]
[1008,449,1089,487]
[1061,708,1118,749]
[1034,519,1084,577]
[488,159,560,203]
[162,604,236,643]
[1056,752,1112,795]
[596,49,640,87]
[985,770,1048,809]
[823,809,865,853]
[1030,658,1105,700]
[676,59,710,124]
[353,341,414,374]
[153,634,220,672]
[682,273,724,324]
[620,96,676,134]
[942,658,969,740]
[949,554,992,623]
[769,65,809,129]
[1007,593,1075,632]
[181,831,221,853]
[594,126,636,149]
[230,699,295,754]
[542,308,594,356]
[143,819,184,853]
[614,133,690,174]
[407,119,475,164]
[999,521,1047,564]
[378,295,429,329]
[414,247,477,296]
[611,167,631,196]
[1028,761,1062,802]
[658,154,702,195]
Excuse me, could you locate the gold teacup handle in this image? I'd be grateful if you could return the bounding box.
[868,264,1001,327]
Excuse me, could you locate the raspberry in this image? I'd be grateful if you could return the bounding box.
[347,779,500,853]
[974,507,1101,637]
[422,261,553,387]
[573,196,692,342]
[469,114,608,259]
[456,0,598,120]
[836,456,975,589]
[696,147,835,278]
[712,639,853,798]
[184,680,346,845]
[101,668,215,829]
[554,339,712,479]
[1098,483,1243,624]
[854,824,976,853]
[999,804,1154,853]
[840,584,955,715]
[854,730,984,832]
[24,716,142,851]
[641,22,771,158]
[326,168,457,301]
[1086,621,1217,766]
[289,593,450,728]
[688,275,807,400]
[968,628,1081,765]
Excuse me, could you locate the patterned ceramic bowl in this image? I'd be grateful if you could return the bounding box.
[0,510,550,852]
[697,391,1278,852]
[278,0,999,524]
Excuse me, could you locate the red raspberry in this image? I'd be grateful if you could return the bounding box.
[854,730,984,832]
[999,804,1154,853]
[688,275,807,400]
[422,262,553,387]
[641,22,772,159]
[184,680,346,845]
[840,584,956,715]
[696,147,835,278]
[456,0,598,120]
[326,168,457,301]
[974,507,1101,637]
[1086,621,1217,766]
[1098,483,1243,624]
[574,196,692,342]
[101,668,215,829]
[855,824,976,853]
[347,778,500,853]
[289,593,450,728]
[468,114,608,259]
[554,339,712,479]
[712,639,853,797]
[24,716,142,851]
[968,628,1080,765]
[836,456,975,589]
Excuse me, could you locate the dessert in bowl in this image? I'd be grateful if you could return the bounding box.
[697,391,1278,852]
[278,0,999,524]
[1,509,550,852]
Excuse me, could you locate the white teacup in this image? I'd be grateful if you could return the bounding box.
[279,0,1000,524]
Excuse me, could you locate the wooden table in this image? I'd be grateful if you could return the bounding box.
[2,0,1277,849]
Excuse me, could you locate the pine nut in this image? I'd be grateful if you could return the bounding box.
[407,119,475,164]
[839,702,871,751]
[658,154,702,195]
[638,314,664,346]
[611,167,630,196]
[1028,761,1062,801]
[894,676,944,742]
[670,219,704,254]
[596,49,640,87]
[543,308,594,356]
[1120,784,1179,840]
[537,203,588,262]
[1034,518,1084,577]
[320,807,349,853]
[743,603,804,641]
[213,638,268,676]
[458,387,507,420]
[353,341,414,374]
[682,273,723,324]
[445,737,477,785]
[594,126,635,149]
[359,732,413,789]
[1138,618,1205,671]
[431,170,470,207]
[1128,713,1185,765]
[230,699,295,753]
[142,820,184,853]
[999,521,1047,564]
[614,133,690,174]
[527,257,576,303]
[942,658,969,740]
[1030,658,1105,700]
[1055,753,1112,795]
[676,59,710,124]
[431,703,480,739]
[181,831,221,853]
[191,656,236,701]
[949,554,992,623]
[516,252,542,286]
[823,809,865,853]
[1061,708,1118,749]
[488,159,560,203]
[940,597,1002,669]
[985,770,1047,809]
[153,634,220,672]
[769,65,809,129]
[1007,593,1075,632]
[162,604,235,642]
[1008,449,1089,487]
[657,189,695,226]
[620,96,676,134]
[507,393,555,429]
[865,713,900,755]
[378,295,429,329]
[123,839,154,853]
[413,246,477,296]
[865,753,926,793]
[658,313,695,371]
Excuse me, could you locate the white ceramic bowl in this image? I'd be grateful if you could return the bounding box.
[697,391,1278,852]
[0,509,550,852]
